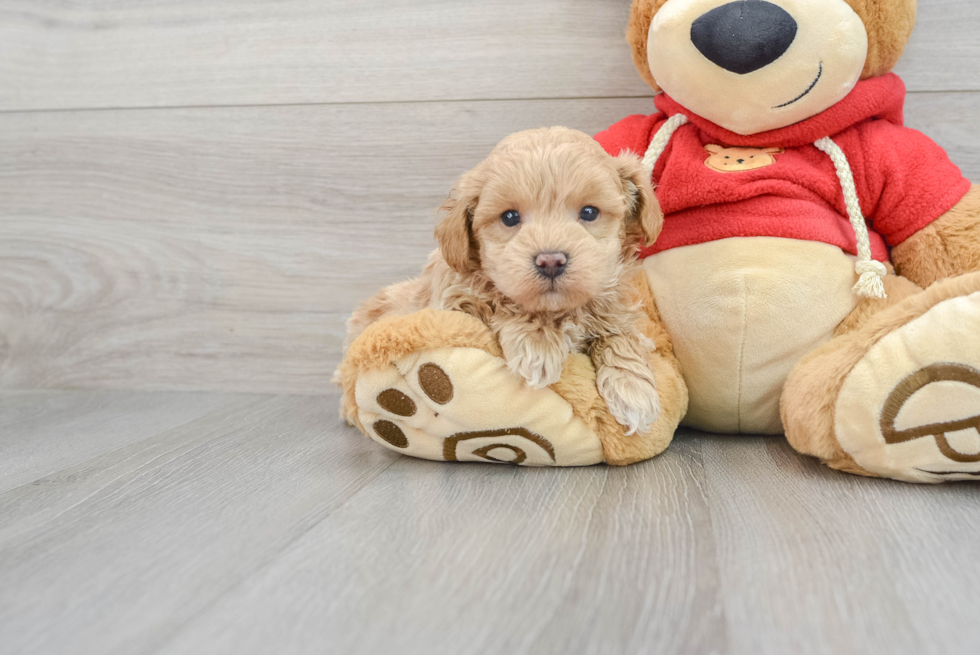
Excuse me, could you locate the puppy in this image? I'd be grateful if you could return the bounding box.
[344,127,663,435]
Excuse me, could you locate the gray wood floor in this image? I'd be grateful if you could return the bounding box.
[1,390,978,655]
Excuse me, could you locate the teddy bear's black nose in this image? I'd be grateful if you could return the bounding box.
[691,0,798,75]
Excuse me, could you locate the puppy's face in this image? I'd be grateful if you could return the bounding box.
[436,128,662,314]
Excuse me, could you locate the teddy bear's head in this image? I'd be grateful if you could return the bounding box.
[628,0,917,135]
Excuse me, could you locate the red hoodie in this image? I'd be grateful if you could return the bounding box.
[594,74,970,261]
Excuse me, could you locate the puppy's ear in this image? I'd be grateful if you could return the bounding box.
[615,153,663,250]
[436,167,484,274]
[704,144,724,154]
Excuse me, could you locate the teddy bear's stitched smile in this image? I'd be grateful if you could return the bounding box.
[774,61,824,109]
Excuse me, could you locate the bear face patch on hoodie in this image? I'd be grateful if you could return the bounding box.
[703,145,784,172]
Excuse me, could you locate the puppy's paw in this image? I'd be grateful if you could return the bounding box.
[496,320,574,390]
[597,367,661,435]
[506,346,567,390]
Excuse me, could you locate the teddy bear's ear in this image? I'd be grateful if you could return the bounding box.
[705,144,724,154]
[615,153,663,252]
[850,0,918,79]
[626,0,671,92]
[763,147,785,154]
[435,166,484,274]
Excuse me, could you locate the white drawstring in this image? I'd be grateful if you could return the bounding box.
[813,136,888,299]
[643,116,888,300]
[642,113,689,173]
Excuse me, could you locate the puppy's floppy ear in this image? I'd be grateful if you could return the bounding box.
[615,153,663,250]
[436,166,484,274]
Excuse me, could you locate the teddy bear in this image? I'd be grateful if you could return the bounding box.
[337,0,980,483]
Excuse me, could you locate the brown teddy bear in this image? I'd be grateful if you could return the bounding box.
[337,0,980,483]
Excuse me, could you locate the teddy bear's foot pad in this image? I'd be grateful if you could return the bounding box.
[354,347,605,466]
[836,288,980,483]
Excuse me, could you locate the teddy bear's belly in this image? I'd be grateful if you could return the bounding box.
[644,237,859,434]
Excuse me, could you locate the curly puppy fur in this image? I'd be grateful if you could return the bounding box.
[627,0,917,92]
[345,127,665,435]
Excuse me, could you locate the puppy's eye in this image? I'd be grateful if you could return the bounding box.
[579,206,600,222]
[500,210,521,227]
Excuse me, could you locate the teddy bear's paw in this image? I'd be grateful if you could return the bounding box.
[596,366,661,436]
[835,288,980,483]
[353,347,605,467]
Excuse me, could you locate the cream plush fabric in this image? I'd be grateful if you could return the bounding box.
[644,238,857,433]
[356,347,605,466]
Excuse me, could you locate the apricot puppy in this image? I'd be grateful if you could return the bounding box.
[345,127,664,435]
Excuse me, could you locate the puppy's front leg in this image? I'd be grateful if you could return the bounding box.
[494,316,575,390]
[592,333,661,435]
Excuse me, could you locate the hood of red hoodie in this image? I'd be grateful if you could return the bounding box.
[654,73,907,149]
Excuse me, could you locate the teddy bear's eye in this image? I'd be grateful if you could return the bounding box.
[725,156,730,159]
[500,210,521,227]
[579,206,600,222]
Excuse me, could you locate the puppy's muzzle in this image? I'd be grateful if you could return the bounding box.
[534,252,568,280]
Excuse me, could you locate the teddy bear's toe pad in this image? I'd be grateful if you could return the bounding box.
[836,291,980,483]
[354,347,605,467]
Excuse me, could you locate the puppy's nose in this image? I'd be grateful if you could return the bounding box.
[535,252,568,279]
[691,0,798,75]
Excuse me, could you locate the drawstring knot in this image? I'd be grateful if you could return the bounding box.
[853,260,888,299]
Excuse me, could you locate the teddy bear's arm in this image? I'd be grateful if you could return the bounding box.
[891,185,980,287]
